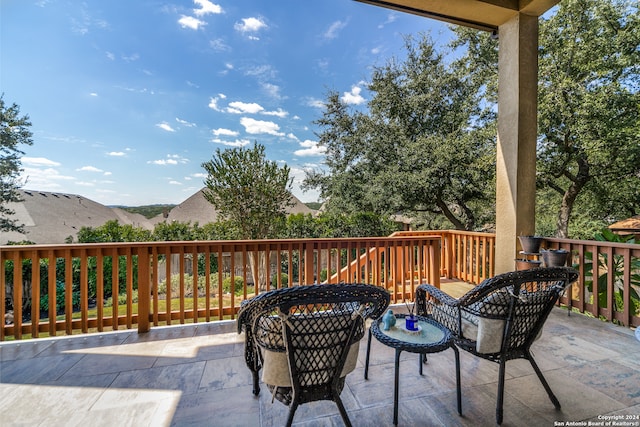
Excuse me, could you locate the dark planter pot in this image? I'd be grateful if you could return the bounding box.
[541,249,569,267]
[515,259,542,271]
[518,235,544,254]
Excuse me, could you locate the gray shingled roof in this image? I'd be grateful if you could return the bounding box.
[0,190,156,244]
[159,188,314,225]
[1,188,316,244]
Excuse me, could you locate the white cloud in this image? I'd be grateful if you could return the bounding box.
[234,17,267,34]
[240,117,283,136]
[147,154,189,165]
[76,181,95,187]
[210,38,230,51]
[149,158,178,165]
[378,13,398,29]
[107,151,126,157]
[245,65,275,80]
[288,166,321,203]
[169,180,183,185]
[211,138,251,147]
[323,20,347,40]
[208,94,226,111]
[307,98,325,109]
[106,51,115,60]
[156,122,176,132]
[89,92,98,97]
[178,15,205,30]
[294,140,326,156]
[193,0,222,16]
[176,117,196,127]
[77,166,103,173]
[262,108,288,118]
[212,128,239,136]
[191,172,207,179]
[341,85,365,105]
[121,53,139,62]
[226,101,264,114]
[21,167,74,190]
[22,157,61,167]
[262,83,281,99]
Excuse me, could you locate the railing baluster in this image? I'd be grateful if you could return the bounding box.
[6,232,636,341]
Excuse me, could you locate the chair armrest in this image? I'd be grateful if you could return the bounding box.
[416,284,463,336]
[416,284,460,311]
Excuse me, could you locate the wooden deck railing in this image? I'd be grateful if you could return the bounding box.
[2,231,638,341]
[544,237,640,328]
[1,235,441,340]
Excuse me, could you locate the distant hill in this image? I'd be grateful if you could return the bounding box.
[112,205,176,219]
[304,202,322,211]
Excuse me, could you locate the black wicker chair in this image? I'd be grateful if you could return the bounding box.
[416,267,578,425]
[237,284,390,427]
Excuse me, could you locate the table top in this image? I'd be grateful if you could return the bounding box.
[371,313,452,354]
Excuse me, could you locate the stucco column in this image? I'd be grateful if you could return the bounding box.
[494,14,539,274]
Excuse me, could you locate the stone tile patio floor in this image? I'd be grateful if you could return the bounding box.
[1,306,639,427]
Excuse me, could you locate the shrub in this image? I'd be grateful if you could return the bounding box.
[271,273,289,288]
[39,281,80,313]
[222,276,245,296]
[104,290,138,307]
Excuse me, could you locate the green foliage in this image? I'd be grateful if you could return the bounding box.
[116,205,175,219]
[271,273,288,289]
[77,220,152,242]
[305,34,497,231]
[0,94,33,234]
[304,202,322,211]
[580,228,640,316]
[39,281,80,313]
[152,221,197,241]
[536,0,640,237]
[105,290,138,308]
[222,276,245,296]
[202,142,294,239]
[157,274,217,297]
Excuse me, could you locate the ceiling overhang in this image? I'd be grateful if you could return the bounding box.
[354,0,560,32]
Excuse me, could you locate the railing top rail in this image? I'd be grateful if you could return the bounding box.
[544,237,640,250]
[0,235,442,252]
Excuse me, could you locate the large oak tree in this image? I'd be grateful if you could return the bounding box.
[305,35,496,231]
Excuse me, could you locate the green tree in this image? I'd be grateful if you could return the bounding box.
[537,0,640,237]
[76,219,152,242]
[305,34,496,231]
[152,221,197,241]
[0,95,33,233]
[202,142,294,239]
[76,220,149,298]
[202,142,294,288]
[381,1,639,238]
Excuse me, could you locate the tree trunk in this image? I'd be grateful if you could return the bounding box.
[556,158,590,238]
[248,251,268,291]
[436,199,466,230]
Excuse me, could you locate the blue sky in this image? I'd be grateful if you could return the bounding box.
[2,0,451,206]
